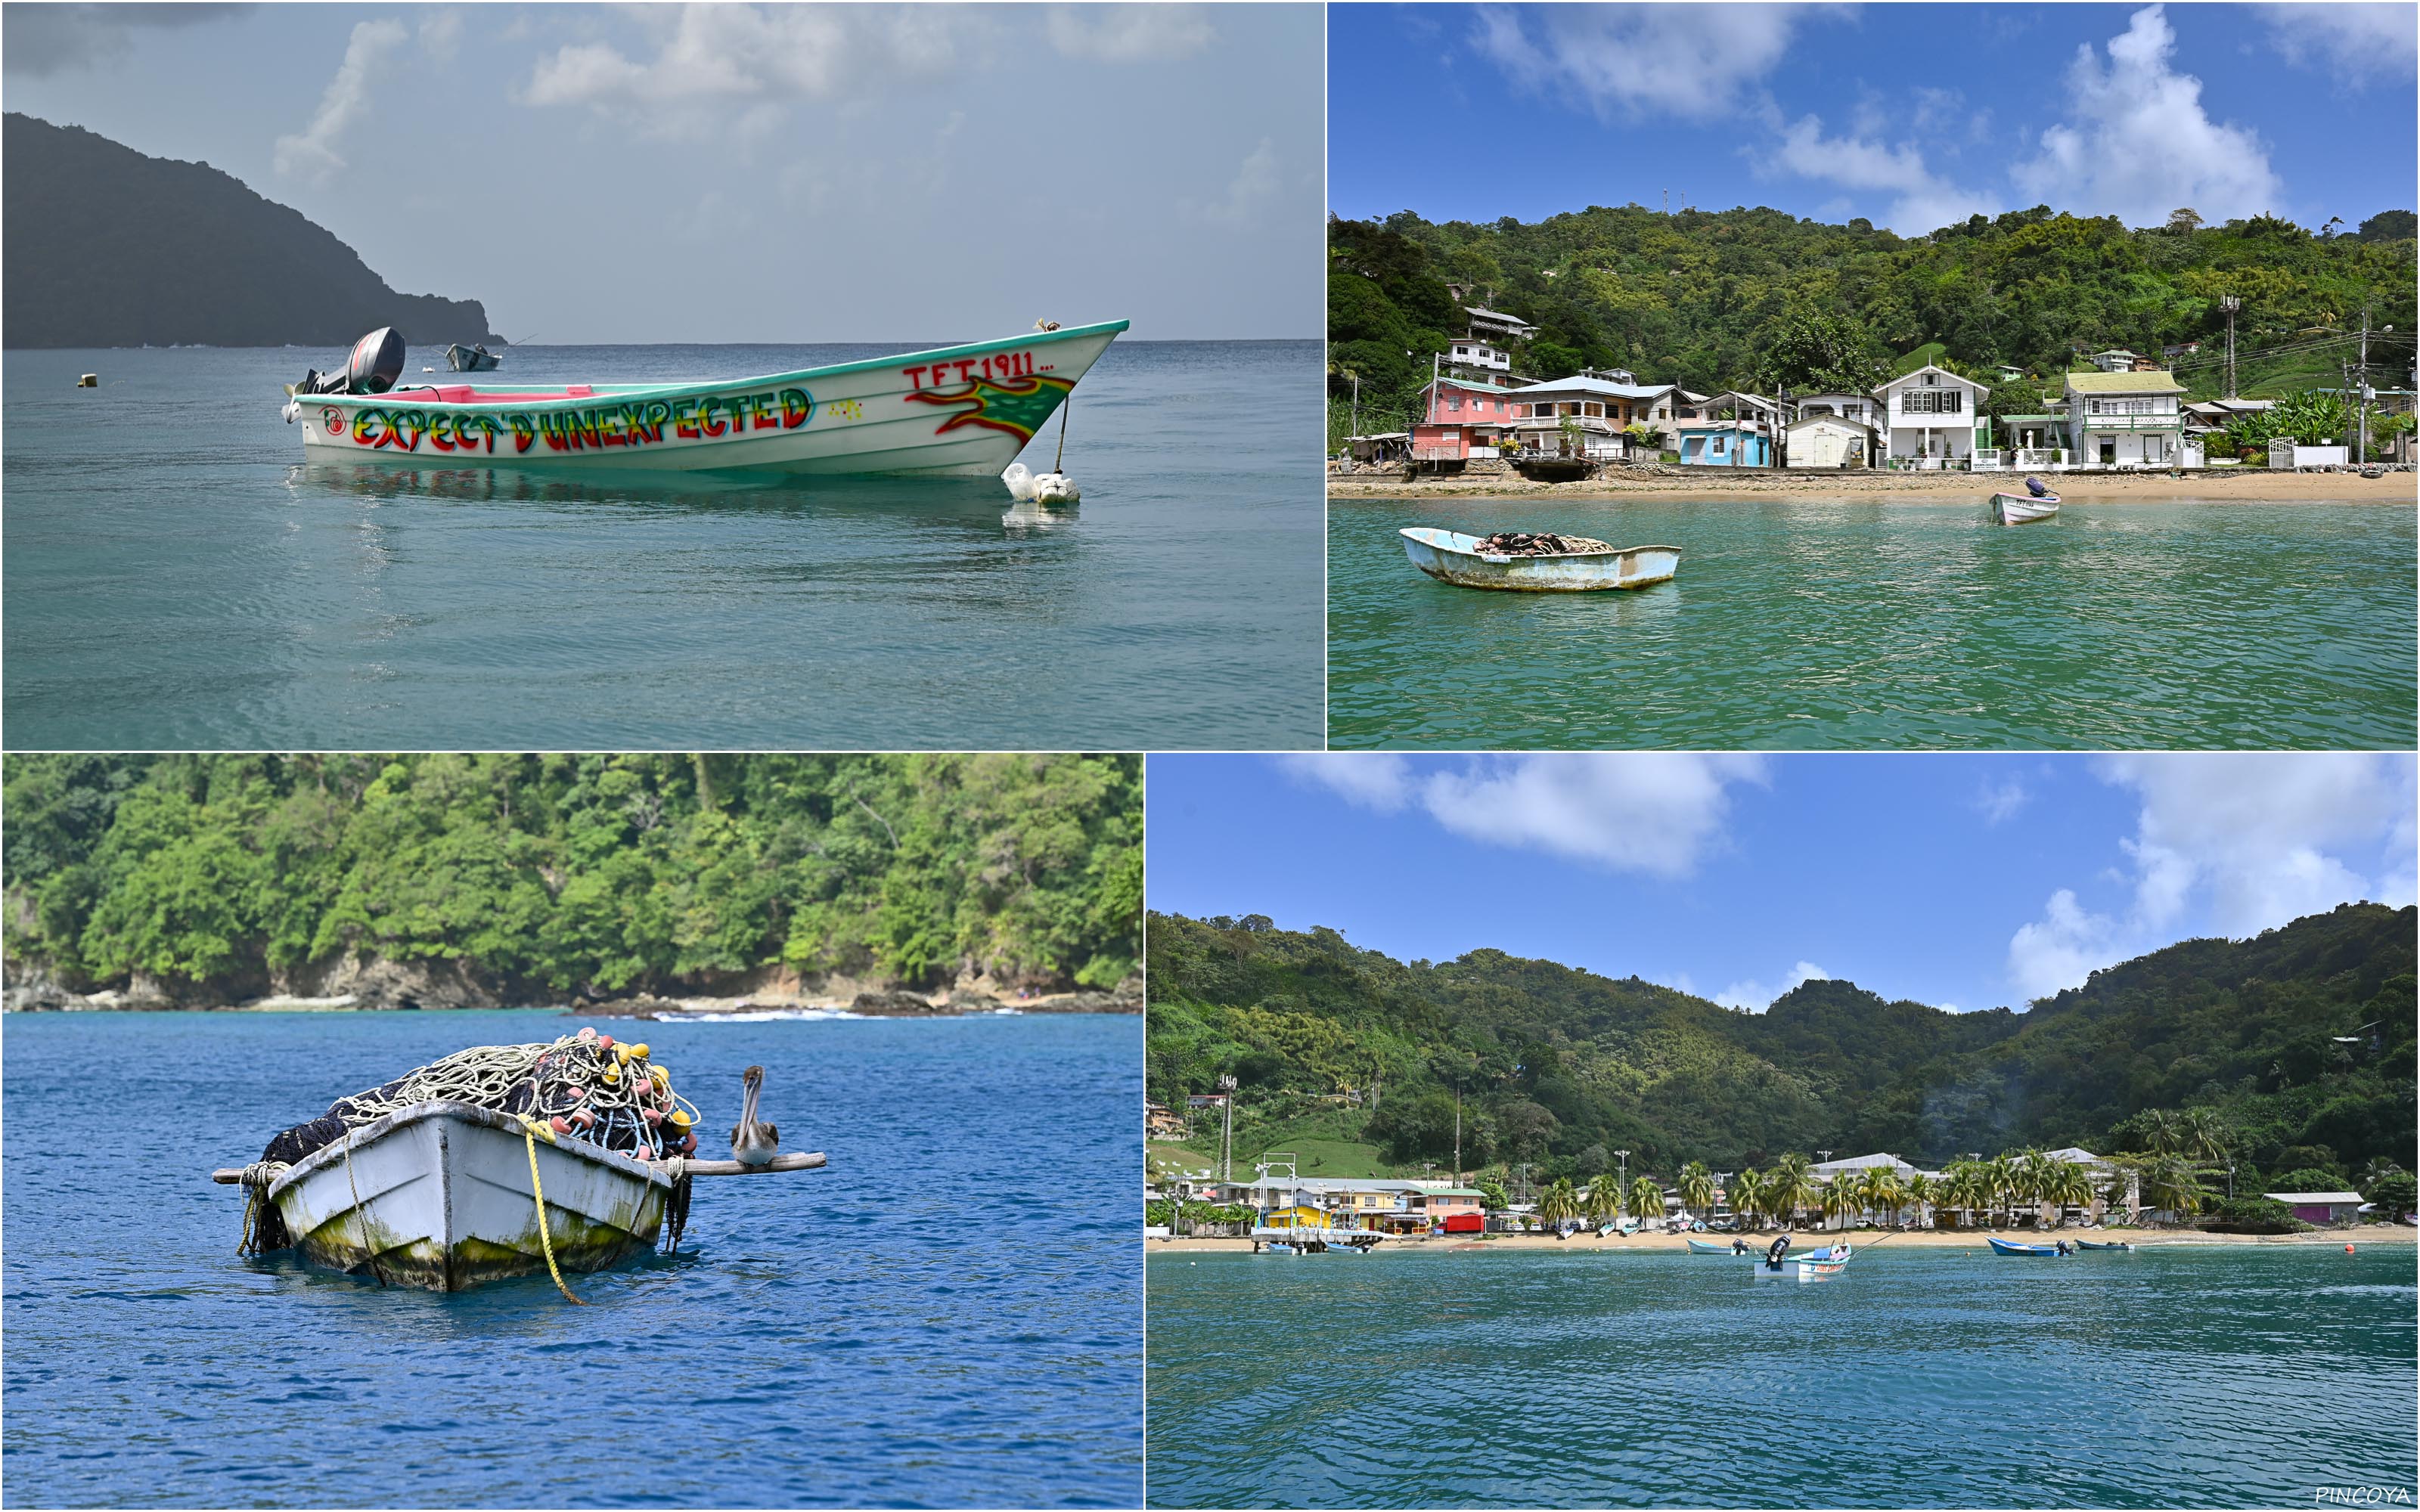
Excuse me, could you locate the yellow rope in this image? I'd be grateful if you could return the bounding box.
[520,1118,587,1306]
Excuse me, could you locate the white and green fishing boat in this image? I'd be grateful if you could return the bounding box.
[283,321,1127,478]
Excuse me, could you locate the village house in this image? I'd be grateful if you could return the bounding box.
[1675,421,1772,466]
[1463,305,1537,345]
[1872,364,1990,466]
[2263,1191,2366,1225]
[1784,409,1878,468]
[1504,372,1686,460]
[1145,1101,1187,1140]
[1410,375,1524,463]
[1792,392,1882,427]
[1444,337,1522,386]
[2062,367,2189,466]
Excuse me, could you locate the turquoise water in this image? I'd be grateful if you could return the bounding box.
[1146,1247,2418,1508]
[1327,496,2418,749]
[2,342,1321,749]
[3,1011,1140,1507]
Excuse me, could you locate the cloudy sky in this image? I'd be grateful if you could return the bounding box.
[3,3,1323,342]
[1146,753,2418,1015]
[1330,2,2417,234]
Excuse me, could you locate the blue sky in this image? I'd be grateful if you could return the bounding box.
[1146,754,2418,1014]
[1329,3,2418,234]
[2,4,1323,342]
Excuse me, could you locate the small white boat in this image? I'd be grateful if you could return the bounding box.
[1988,489,2060,525]
[217,1100,824,1291]
[1400,528,1680,592]
[285,321,1125,478]
[445,342,501,373]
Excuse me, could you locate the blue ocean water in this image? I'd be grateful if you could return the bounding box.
[1146,1247,2419,1508]
[3,1010,1141,1508]
[2,341,1322,749]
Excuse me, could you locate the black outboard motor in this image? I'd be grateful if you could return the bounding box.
[1766,1234,1792,1267]
[295,327,406,396]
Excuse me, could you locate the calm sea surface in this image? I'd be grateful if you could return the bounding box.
[3,1011,1140,1508]
[1146,1247,2418,1508]
[2,342,1321,750]
[1328,496,2417,749]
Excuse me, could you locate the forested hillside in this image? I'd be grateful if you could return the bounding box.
[1146,904,2415,1185]
[1329,204,2418,442]
[3,754,1140,1004]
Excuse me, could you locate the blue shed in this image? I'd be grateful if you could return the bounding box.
[1676,423,1771,466]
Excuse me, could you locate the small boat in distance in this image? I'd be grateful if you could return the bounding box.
[284,321,1127,479]
[2075,1239,2135,1251]
[1987,1236,2065,1256]
[445,342,501,372]
[1686,1237,1745,1255]
[1990,476,2061,525]
[1399,528,1681,592]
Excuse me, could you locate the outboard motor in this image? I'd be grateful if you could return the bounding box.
[1766,1235,1792,1267]
[294,327,406,396]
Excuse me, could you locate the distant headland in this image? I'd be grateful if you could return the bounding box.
[2,112,498,349]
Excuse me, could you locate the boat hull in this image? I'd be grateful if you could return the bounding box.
[267,1101,669,1291]
[1686,1238,1745,1254]
[1400,528,1680,592]
[1985,1236,2062,1256]
[445,344,501,373]
[1989,493,2059,525]
[293,321,1125,479]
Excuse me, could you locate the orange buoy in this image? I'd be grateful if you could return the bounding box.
[2345,1243,2356,1253]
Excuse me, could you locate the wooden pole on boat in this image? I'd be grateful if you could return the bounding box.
[1052,392,1072,472]
[212,1150,828,1183]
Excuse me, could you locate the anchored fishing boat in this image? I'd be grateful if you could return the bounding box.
[1686,1237,1746,1255]
[2075,1239,2134,1251]
[1986,1236,2065,1256]
[284,321,1126,478]
[1401,528,1680,592]
[1989,478,2061,525]
[445,342,501,372]
[214,1030,825,1294]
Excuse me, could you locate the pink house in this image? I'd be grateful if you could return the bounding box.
[1413,378,1521,462]
[2266,1191,2365,1225]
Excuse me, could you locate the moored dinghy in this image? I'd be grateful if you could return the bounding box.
[445,342,501,372]
[284,320,1127,479]
[1400,528,1681,592]
[1989,476,2061,525]
[1986,1236,2065,1256]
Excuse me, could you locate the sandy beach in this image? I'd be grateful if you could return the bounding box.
[1326,467,2417,504]
[1147,1225,2415,1254]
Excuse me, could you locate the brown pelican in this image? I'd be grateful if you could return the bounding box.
[729,1064,778,1166]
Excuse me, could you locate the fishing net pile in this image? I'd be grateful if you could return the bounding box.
[1473,531,1614,556]
[259,1027,701,1167]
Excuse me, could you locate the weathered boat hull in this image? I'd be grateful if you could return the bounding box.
[445,344,501,373]
[1400,528,1680,591]
[1686,1238,1744,1254]
[1985,1236,2062,1256]
[1988,492,2059,525]
[267,1101,669,1291]
[291,321,1125,478]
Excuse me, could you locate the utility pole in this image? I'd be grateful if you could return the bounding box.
[2220,295,2240,398]
[1452,1081,1461,1185]
[1216,1074,1236,1183]
[1349,372,1360,442]
[2359,305,2371,462]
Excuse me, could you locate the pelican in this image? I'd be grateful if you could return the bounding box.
[730,1064,778,1166]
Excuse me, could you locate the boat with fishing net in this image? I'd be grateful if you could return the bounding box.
[281,321,1126,479]
[1398,528,1682,592]
[216,1028,825,1295]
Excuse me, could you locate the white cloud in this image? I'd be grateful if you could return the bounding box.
[2012,5,2283,228]
[2006,754,2415,999]
[1977,776,2030,826]
[522,5,961,140]
[419,8,462,63]
[2260,3,2418,86]
[1715,959,1830,1012]
[1046,4,1214,62]
[1277,753,1767,877]
[1182,138,1280,227]
[1770,113,1996,236]
[274,19,408,185]
[1470,3,1810,123]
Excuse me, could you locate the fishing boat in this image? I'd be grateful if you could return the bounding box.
[1399,528,1681,592]
[445,342,501,372]
[1987,488,2059,525]
[2075,1239,2134,1251]
[284,321,1127,478]
[1986,1236,2065,1256]
[212,1099,824,1292]
[1686,1237,1745,1255]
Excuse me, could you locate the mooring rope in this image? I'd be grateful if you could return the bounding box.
[520,1117,587,1306]
[340,1128,389,1289]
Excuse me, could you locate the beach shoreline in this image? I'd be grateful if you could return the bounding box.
[1146,1225,2415,1253]
[1327,469,2417,504]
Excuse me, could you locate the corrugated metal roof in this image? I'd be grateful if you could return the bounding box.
[2068,370,2184,393]
[1509,376,1674,399]
[2263,1191,2363,1204]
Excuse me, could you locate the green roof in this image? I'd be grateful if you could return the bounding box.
[2002,413,2063,423]
[2067,370,2184,393]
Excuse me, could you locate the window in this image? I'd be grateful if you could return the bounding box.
[1900,389,1963,415]
[1585,402,1603,418]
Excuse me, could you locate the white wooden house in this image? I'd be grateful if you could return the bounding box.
[2064,369,2190,466]
[1872,365,1989,466]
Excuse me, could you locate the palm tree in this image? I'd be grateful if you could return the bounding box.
[1941,1164,1987,1229]
[2043,1160,2094,1228]
[1819,1172,1857,1231]
[1904,1172,1934,1229]
[2141,1154,2210,1224]
[1538,1176,1578,1238]
[1732,1167,1767,1232]
[2180,1109,2233,1167]
[1862,1168,1910,1230]
[1679,1160,1717,1222]
[1584,1170,1619,1230]
[2013,1148,2058,1227]
[1768,1153,1814,1231]
[1628,1174,1667,1229]
[1982,1154,2019,1228]
[2138,1109,2182,1156]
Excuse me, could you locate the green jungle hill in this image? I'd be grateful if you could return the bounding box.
[2,754,1141,1005]
[1146,903,2416,1191]
[1329,204,2418,447]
